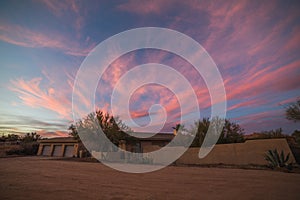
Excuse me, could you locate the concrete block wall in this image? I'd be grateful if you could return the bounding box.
[176,138,296,166]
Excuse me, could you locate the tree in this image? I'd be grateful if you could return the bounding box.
[257,128,285,139]
[292,130,300,145]
[189,118,244,147]
[95,110,134,146]
[19,132,41,155]
[286,99,300,122]
[217,119,245,144]
[68,124,79,140]
[70,109,135,148]
[190,118,210,147]
[172,123,186,136]
[22,132,41,143]
[6,134,20,141]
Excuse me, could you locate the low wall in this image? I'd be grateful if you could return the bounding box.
[177,138,296,166]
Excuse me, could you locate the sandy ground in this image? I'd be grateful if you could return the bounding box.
[1,157,300,200]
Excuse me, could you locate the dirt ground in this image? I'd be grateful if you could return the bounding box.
[1,157,300,200]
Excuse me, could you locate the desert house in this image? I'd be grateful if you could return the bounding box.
[37,133,174,157]
[37,134,297,166]
[120,132,174,153]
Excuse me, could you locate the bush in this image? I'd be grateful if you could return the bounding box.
[5,147,23,155]
[5,142,39,156]
[21,142,39,155]
[265,149,293,171]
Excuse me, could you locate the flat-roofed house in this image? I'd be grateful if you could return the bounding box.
[37,133,175,157]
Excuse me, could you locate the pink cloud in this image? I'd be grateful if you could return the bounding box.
[8,0,298,135]
[233,109,298,134]
[37,130,69,138]
[225,59,300,101]
[227,98,269,112]
[40,0,73,16]
[278,97,299,106]
[39,0,86,33]
[10,77,72,120]
[0,23,93,56]
[118,0,173,15]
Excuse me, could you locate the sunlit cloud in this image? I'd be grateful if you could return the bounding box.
[0,113,69,136]
[37,130,69,138]
[0,23,93,56]
[117,0,173,15]
[10,77,72,119]
[39,0,86,34]
[1,0,299,136]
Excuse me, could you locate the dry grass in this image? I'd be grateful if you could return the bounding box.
[1,157,300,200]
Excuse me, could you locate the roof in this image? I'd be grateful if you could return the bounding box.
[38,137,79,143]
[38,133,174,143]
[132,132,174,141]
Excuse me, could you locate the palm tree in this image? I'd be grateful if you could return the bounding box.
[172,123,182,135]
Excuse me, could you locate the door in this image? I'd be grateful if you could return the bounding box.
[64,145,74,157]
[53,145,62,157]
[42,145,51,156]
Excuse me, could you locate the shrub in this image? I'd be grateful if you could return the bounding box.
[21,142,39,155]
[265,149,292,170]
[5,142,39,156]
[6,147,23,155]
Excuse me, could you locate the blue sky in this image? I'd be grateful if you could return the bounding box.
[0,0,300,137]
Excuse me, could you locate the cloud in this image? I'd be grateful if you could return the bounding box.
[225,59,300,101]
[36,130,69,138]
[5,1,300,135]
[232,109,299,134]
[0,113,69,137]
[114,0,300,134]
[0,23,93,56]
[9,77,72,119]
[118,0,173,15]
[39,0,86,34]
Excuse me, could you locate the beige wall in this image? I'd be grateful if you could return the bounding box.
[176,138,296,166]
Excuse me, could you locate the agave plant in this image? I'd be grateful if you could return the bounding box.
[265,149,291,169]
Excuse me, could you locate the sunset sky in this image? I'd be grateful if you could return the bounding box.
[0,0,299,137]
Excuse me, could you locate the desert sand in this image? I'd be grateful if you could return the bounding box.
[1,157,300,200]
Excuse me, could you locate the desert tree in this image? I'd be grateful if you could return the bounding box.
[68,124,79,140]
[217,119,245,144]
[70,109,135,149]
[286,99,300,122]
[189,118,244,147]
[292,130,300,145]
[22,132,41,142]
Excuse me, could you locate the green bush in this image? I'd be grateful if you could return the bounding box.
[265,149,292,170]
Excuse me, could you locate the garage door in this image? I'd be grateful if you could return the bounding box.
[53,145,62,157]
[64,145,74,157]
[42,145,51,156]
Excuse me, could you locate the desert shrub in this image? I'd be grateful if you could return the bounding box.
[265,149,293,170]
[5,147,23,155]
[21,142,39,155]
[5,142,39,156]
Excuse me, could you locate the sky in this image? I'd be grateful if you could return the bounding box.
[0,0,299,138]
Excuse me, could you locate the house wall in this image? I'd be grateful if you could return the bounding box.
[176,138,296,166]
